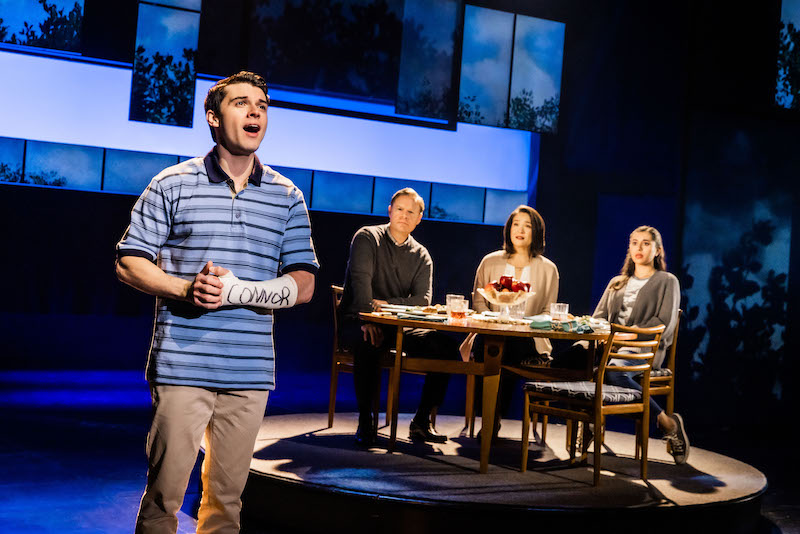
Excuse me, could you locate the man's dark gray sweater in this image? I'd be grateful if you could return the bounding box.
[341,224,433,320]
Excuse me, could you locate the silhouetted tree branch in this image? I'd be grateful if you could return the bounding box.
[130,46,196,127]
[682,219,787,421]
[776,20,800,109]
[2,0,82,52]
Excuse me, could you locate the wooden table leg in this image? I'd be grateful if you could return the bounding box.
[388,328,404,452]
[479,336,503,473]
[465,374,475,437]
[586,340,596,379]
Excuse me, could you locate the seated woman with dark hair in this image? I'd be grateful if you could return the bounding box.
[462,205,559,437]
[560,225,689,464]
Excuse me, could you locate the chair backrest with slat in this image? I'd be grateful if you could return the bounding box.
[595,324,665,404]
[661,309,682,373]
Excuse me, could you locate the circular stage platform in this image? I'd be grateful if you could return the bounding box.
[239,413,767,534]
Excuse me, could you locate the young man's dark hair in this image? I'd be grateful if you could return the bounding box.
[203,71,270,142]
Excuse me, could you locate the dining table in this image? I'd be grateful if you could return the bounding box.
[359,310,622,474]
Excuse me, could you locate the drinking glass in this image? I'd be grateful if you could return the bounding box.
[509,301,526,320]
[550,302,569,321]
[446,294,467,321]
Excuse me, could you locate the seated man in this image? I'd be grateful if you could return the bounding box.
[339,187,462,447]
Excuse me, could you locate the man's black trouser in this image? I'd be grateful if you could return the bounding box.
[340,320,459,425]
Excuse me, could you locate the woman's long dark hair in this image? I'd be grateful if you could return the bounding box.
[503,205,545,258]
[611,225,667,290]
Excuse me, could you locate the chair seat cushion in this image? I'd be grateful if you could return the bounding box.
[524,381,642,404]
[650,368,673,377]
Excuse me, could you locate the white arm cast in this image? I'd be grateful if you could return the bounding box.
[219,271,298,309]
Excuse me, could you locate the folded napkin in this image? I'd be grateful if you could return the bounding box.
[552,320,594,333]
[527,314,552,330]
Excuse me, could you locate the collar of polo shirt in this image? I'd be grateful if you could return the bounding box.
[204,148,264,187]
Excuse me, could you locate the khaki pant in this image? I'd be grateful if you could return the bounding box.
[135,385,269,534]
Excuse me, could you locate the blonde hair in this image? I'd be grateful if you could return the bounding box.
[390,187,425,214]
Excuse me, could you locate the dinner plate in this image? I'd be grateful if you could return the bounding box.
[379,304,414,313]
[470,312,530,325]
[396,313,449,322]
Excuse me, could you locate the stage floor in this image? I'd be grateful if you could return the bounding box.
[240,412,767,533]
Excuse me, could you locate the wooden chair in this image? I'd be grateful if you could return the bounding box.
[525,312,681,452]
[398,351,477,434]
[328,285,395,429]
[646,309,682,415]
[520,323,665,485]
[634,309,682,459]
[332,288,477,438]
[383,326,482,444]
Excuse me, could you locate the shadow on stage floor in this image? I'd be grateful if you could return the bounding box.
[236,413,766,534]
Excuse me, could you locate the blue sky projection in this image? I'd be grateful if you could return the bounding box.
[0,0,82,39]
[430,183,485,222]
[459,5,513,127]
[25,140,102,190]
[483,189,528,226]
[510,15,564,111]
[372,177,432,216]
[103,149,179,195]
[0,136,24,171]
[136,3,198,60]
[311,171,373,213]
[777,0,800,109]
[402,0,456,54]
[458,6,565,132]
[153,0,202,11]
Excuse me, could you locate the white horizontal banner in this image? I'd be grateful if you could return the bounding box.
[0,50,531,191]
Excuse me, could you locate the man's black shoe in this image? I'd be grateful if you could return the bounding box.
[409,419,447,443]
[355,422,377,448]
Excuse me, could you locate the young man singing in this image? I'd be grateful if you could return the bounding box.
[116,71,318,534]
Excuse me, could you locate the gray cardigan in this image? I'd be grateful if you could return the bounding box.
[593,270,680,369]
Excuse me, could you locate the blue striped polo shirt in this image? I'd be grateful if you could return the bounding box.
[116,149,319,390]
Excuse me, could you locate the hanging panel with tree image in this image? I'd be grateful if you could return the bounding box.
[372,176,431,217]
[777,0,800,110]
[129,2,200,128]
[680,116,794,422]
[429,182,485,222]
[24,140,102,190]
[103,149,180,195]
[156,0,201,9]
[0,0,84,53]
[248,0,404,102]
[311,171,374,214]
[0,136,24,184]
[509,14,564,133]
[457,6,565,133]
[457,5,513,128]
[395,0,461,121]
